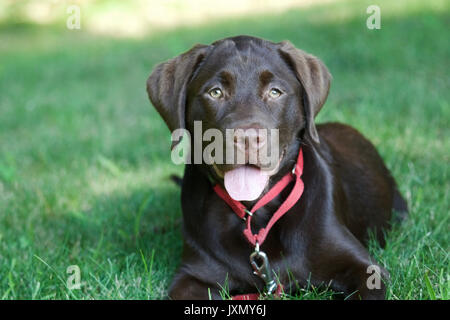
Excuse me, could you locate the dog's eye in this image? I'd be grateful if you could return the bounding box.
[269,88,282,98]
[209,88,223,99]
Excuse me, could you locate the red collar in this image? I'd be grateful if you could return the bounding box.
[213,148,304,247]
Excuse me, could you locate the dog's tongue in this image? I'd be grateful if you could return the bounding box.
[224,166,269,201]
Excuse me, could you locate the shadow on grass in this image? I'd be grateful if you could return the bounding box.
[29,183,182,299]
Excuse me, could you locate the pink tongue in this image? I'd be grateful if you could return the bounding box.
[224,166,269,201]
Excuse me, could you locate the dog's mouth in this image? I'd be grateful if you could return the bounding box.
[212,151,284,201]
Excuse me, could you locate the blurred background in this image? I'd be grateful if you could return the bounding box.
[0,0,448,299]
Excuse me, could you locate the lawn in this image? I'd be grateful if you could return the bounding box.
[0,0,448,299]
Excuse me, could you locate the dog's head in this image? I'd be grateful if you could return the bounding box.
[147,36,331,201]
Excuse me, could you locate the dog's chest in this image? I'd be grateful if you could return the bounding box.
[201,197,311,289]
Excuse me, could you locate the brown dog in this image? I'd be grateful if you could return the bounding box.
[146,36,407,300]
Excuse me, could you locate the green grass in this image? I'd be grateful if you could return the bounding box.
[0,0,448,299]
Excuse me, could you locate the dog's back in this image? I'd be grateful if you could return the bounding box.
[317,122,408,246]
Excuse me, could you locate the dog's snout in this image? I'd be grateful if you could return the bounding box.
[233,127,267,152]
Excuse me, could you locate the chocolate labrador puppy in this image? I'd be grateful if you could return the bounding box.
[146,35,407,300]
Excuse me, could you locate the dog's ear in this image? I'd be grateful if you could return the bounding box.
[278,41,331,143]
[146,44,211,147]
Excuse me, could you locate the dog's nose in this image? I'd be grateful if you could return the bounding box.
[233,127,267,152]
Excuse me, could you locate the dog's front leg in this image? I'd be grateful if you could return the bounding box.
[307,225,389,300]
[168,271,221,300]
